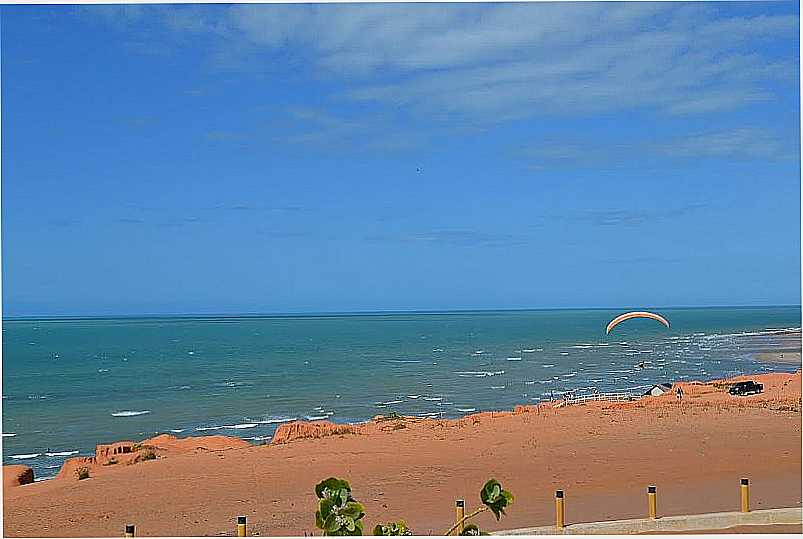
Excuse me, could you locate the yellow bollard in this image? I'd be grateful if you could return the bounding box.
[124,524,135,538]
[740,478,750,512]
[647,486,657,519]
[237,516,247,537]
[455,500,465,535]
[555,490,565,529]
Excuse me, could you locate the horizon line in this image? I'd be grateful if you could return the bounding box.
[2,303,801,322]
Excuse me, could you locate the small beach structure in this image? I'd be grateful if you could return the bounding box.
[644,383,673,397]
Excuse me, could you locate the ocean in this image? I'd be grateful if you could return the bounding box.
[2,307,800,481]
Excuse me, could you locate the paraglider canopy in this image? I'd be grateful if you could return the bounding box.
[606,311,670,334]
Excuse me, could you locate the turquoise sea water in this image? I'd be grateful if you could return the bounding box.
[2,307,800,480]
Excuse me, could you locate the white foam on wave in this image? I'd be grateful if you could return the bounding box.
[10,453,40,460]
[506,357,522,361]
[255,417,297,424]
[454,370,504,377]
[423,396,443,401]
[305,415,329,421]
[457,408,476,413]
[111,410,151,417]
[169,429,185,433]
[224,423,258,429]
[45,450,79,457]
[380,400,404,405]
[490,385,505,390]
[522,349,537,353]
[542,364,554,368]
[196,425,223,431]
[2,433,16,438]
[407,395,421,399]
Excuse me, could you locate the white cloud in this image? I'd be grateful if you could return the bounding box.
[89,3,798,123]
[517,128,797,168]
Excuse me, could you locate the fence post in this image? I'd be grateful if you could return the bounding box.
[740,478,750,513]
[237,516,247,537]
[455,499,465,534]
[124,524,135,538]
[555,490,565,529]
[647,486,657,519]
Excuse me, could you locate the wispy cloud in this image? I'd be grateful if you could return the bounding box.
[562,204,707,228]
[86,3,798,124]
[517,128,797,169]
[366,229,529,248]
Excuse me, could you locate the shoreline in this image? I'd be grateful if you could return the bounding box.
[4,322,800,481]
[4,370,801,537]
[7,362,801,482]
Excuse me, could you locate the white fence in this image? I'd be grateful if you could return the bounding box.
[554,392,636,407]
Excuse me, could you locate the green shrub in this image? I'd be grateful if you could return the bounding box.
[102,457,118,466]
[134,449,156,463]
[314,478,365,535]
[313,477,513,536]
[77,467,90,480]
[373,521,411,536]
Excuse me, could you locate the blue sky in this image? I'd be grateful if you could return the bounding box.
[1,2,800,317]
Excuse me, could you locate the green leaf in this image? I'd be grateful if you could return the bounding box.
[324,513,342,533]
[342,502,364,517]
[319,498,336,519]
[316,478,352,499]
[316,510,325,530]
[479,479,513,521]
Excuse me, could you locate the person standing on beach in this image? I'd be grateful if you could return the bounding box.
[676,386,684,401]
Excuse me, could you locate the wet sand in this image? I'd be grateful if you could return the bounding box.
[4,371,801,537]
[755,351,801,365]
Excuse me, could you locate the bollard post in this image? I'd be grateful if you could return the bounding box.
[237,516,247,537]
[124,524,135,538]
[740,478,750,513]
[455,500,465,535]
[647,486,657,519]
[555,490,565,529]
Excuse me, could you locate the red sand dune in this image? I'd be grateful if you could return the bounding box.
[4,371,801,537]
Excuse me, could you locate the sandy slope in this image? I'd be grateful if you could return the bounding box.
[4,372,801,537]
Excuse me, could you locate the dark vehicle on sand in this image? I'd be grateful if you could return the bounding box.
[728,380,764,396]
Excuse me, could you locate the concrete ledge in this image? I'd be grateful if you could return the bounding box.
[493,507,803,535]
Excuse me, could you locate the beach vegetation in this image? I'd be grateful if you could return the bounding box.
[313,477,512,536]
[372,521,411,535]
[314,478,365,535]
[76,466,90,480]
[134,449,157,463]
[102,457,118,466]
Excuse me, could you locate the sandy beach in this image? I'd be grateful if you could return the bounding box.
[4,371,801,537]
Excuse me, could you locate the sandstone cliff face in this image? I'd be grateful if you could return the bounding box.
[271,421,358,444]
[3,465,34,488]
[53,434,251,482]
